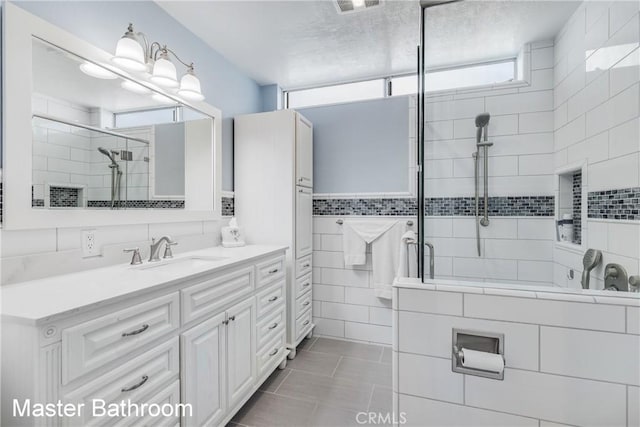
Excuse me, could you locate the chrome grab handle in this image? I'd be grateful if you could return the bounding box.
[121,375,148,392]
[268,268,279,274]
[269,348,279,356]
[303,320,310,326]
[302,301,310,306]
[122,324,149,337]
[424,242,435,280]
[268,296,279,302]
[268,323,278,330]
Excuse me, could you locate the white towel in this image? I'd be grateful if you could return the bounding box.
[343,220,398,266]
[396,230,418,279]
[372,222,405,300]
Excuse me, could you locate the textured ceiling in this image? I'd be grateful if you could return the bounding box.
[157,0,580,89]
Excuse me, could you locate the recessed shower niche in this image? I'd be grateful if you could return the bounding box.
[556,163,586,247]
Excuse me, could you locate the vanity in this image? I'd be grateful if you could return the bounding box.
[1,245,289,426]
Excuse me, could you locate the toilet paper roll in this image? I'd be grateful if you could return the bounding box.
[460,348,504,373]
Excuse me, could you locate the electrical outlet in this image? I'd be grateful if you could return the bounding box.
[81,229,99,258]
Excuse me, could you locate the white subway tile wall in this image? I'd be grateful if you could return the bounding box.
[394,286,640,427]
[0,220,223,285]
[553,2,640,289]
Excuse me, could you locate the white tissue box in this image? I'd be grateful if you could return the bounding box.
[221,226,245,248]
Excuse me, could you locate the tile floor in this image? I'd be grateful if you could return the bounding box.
[229,337,392,427]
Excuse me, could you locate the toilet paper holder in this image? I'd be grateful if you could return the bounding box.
[452,328,505,380]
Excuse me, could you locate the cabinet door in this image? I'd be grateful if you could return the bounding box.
[296,114,313,188]
[226,297,256,411]
[181,312,227,427]
[296,186,313,258]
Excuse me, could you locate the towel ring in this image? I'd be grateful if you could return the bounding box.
[336,219,414,226]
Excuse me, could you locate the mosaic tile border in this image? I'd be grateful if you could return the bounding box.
[313,198,417,216]
[573,172,582,244]
[87,200,185,209]
[313,196,555,217]
[222,197,235,216]
[588,187,640,221]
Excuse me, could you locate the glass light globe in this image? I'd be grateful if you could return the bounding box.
[150,56,178,88]
[178,69,205,101]
[113,36,146,71]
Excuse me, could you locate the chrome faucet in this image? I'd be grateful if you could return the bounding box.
[149,236,177,262]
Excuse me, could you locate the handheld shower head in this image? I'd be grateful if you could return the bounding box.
[97,147,118,166]
[581,249,602,289]
[475,113,491,143]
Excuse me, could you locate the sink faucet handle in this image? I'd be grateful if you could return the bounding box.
[123,248,142,265]
[163,241,178,259]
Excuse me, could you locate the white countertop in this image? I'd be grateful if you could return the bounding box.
[1,245,287,324]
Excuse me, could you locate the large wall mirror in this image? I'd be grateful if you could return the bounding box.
[3,3,222,229]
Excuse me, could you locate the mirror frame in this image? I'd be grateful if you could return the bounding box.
[2,2,223,230]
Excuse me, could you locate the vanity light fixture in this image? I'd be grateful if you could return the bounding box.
[79,61,118,79]
[112,23,205,100]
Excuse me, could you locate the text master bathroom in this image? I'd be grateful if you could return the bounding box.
[0,0,639,426]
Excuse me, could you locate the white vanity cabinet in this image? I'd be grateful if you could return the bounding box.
[235,110,315,358]
[1,246,288,427]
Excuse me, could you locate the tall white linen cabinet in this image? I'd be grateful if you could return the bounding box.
[234,109,314,358]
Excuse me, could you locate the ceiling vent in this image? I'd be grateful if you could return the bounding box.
[335,0,382,14]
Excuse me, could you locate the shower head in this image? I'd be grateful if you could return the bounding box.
[581,248,602,289]
[475,113,491,128]
[475,113,491,143]
[97,147,118,166]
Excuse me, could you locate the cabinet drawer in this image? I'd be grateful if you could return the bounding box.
[296,255,312,278]
[62,293,180,384]
[257,306,286,350]
[181,266,254,324]
[295,309,313,342]
[63,338,179,427]
[257,332,286,379]
[115,380,180,427]
[256,279,285,318]
[295,291,312,319]
[295,273,312,300]
[256,255,286,289]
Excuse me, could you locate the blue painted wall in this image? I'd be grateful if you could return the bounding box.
[299,96,410,194]
[10,0,263,191]
[259,84,282,112]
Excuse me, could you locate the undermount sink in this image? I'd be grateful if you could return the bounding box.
[138,256,228,273]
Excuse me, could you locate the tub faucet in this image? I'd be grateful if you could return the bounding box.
[149,236,176,262]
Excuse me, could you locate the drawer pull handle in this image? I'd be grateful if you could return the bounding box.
[229,315,236,322]
[268,268,279,274]
[122,324,149,337]
[302,301,310,307]
[268,296,279,302]
[269,348,279,356]
[268,322,279,330]
[302,282,310,287]
[302,263,310,268]
[121,375,148,392]
[303,320,310,326]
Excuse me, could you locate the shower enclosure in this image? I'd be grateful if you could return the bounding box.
[416,0,640,292]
